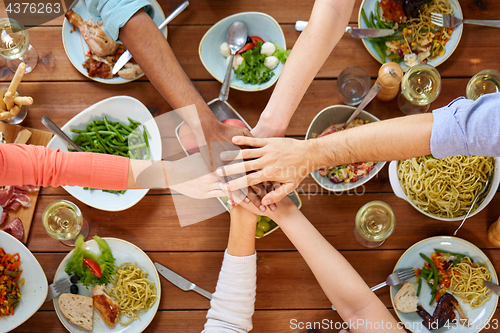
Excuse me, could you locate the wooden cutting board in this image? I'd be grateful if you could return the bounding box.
[0,122,53,243]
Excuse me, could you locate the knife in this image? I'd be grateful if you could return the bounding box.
[483,281,500,295]
[295,20,394,38]
[112,1,190,75]
[154,262,212,300]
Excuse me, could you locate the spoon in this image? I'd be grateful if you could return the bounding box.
[42,116,83,152]
[454,177,490,235]
[219,21,248,102]
[340,83,382,130]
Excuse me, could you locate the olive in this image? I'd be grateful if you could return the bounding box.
[255,229,264,238]
[70,284,79,294]
[257,221,271,232]
[70,275,80,284]
[246,36,253,44]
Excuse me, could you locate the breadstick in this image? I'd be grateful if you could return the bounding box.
[0,111,12,120]
[8,62,25,96]
[0,93,5,111]
[4,91,14,110]
[13,96,33,106]
[9,104,20,116]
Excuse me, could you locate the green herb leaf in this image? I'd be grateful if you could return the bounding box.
[271,41,291,63]
[234,41,274,85]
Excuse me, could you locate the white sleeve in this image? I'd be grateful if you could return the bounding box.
[202,250,257,333]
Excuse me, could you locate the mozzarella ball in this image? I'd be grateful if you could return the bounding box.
[220,42,230,57]
[261,42,276,56]
[233,54,244,69]
[264,56,279,70]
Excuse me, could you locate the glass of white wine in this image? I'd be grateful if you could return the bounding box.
[43,200,89,247]
[398,63,441,115]
[354,200,395,248]
[466,69,500,101]
[0,18,38,74]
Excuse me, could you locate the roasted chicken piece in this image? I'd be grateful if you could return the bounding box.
[93,285,119,327]
[416,293,468,330]
[380,0,431,23]
[66,10,118,57]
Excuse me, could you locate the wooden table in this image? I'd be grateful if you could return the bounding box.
[8,0,500,331]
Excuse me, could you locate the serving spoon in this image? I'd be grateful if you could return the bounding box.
[42,116,83,152]
[219,21,248,102]
[454,177,490,236]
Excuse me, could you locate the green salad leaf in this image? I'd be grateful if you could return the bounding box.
[271,42,291,63]
[234,41,274,85]
[65,235,116,287]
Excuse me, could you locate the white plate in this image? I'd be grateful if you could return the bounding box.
[388,159,500,221]
[0,231,48,332]
[391,236,498,333]
[62,0,166,84]
[53,237,161,333]
[358,0,463,70]
[47,96,162,211]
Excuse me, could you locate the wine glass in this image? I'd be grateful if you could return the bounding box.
[466,69,500,101]
[42,200,89,247]
[0,18,38,74]
[398,63,441,115]
[354,200,396,248]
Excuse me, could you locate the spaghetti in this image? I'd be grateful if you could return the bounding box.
[107,262,158,326]
[397,155,494,218]
[449,256,492,308]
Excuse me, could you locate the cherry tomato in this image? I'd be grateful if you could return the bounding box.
[250,36,265,44]
[83,258,102,278]
[236,42,255,55]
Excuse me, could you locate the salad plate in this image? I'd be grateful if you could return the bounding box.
[47,96,162,211]
[0,231,48,332]
[391,236,498,333]
[62,0,166,84]
[53,238,161,333]
[358,0,463,70]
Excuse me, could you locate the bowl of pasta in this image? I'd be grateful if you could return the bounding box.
[388,156,500,221]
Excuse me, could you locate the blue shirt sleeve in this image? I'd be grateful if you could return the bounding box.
[84,0,155,41]
[430,93,500,158]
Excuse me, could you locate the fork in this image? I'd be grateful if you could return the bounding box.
[430,12,500,28]
[45,278,71,302]
[371,268,416,291]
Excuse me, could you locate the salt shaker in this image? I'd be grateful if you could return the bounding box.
[375,62,403,102]
[488,217,500,247]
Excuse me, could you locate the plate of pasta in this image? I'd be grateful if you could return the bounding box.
[53,238,160,333]
[358,0,463,69]
[391,236,498,333]
[388,155,499,221]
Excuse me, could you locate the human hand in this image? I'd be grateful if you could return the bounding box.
[218,136,319,205]
[251,118,286,138]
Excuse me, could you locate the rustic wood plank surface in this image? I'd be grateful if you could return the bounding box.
[5,0,500,332]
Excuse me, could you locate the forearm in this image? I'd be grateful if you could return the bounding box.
[274,208,401,332]
[309,113,433,169]
[228,207,257,256]
[119,10,217,129]
[258,0,355,134]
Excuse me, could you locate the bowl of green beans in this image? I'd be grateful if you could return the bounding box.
[47,96,162,211]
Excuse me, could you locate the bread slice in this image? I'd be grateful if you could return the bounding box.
[58,293,93,331]
[394,282,418,312]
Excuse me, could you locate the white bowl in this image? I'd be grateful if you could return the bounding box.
[199,12,286,92]
[47,96,162,211]
[0,231,48,331]
[305,105,386,192]
[388,159,500,221]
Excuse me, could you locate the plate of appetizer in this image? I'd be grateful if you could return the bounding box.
[391,236,498,333]
[199,12,288,92]
[0,231,48,332]
[62,0,166,84]
[47,96,162,211]
[53,236,160,332]
[358,0,463,69]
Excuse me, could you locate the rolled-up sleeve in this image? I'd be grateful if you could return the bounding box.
[85,0,155,40]
[430,93,500,158]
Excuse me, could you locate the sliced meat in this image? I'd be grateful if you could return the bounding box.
[3,217,24,241]
[404,0,432,19]
[0,211,8,226]
[18,185,38,192]
[0,186,14,207]
[13,187,31,208]
[93,285,119,327]
[83,57,113,79]
[4,200,22,211]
